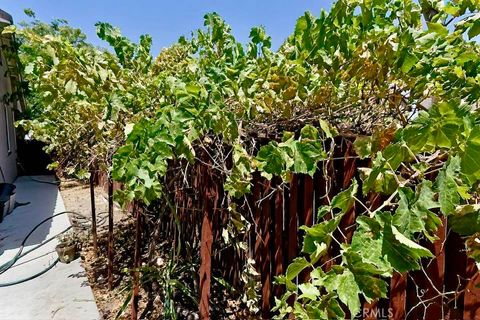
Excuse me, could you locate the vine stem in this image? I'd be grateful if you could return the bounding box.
[405,290,456,319]
[354,196,372,216]
[89,168,98,257]
[369,150,445,217]
[107,175,114,291]
[131,203,141,320]
[320,253,343,269]
[370,190,398,217]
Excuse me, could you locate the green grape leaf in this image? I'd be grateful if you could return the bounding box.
[343,250,388,301]
[319,119,337,139]
[330,179,358,214]
[293,140,326,176]
[427,22,448,36]
[449,204,480,236]
[461,127,480,180]
[300,216,341,255]
[436,156,461,215]
[353,136,373,159]
[358,167,402,195]
[381,213,434,272]
[256,142,288,179]
[298,283,320,301]
[401,52,419,73]
[383,143,410,171]
[323,268,361,317]
[468,20,480,39]
[286,257,310,281]
[351,216,393,276]
[393,181,440,239]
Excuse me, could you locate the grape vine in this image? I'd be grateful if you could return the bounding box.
[8,0,480,318]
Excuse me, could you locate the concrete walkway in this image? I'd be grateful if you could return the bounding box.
[0,176,100,320]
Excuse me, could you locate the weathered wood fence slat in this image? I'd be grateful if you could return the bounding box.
[97,138,480,319]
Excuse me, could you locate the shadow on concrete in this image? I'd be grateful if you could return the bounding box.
[0,176,59,256]
[0,175,100,320]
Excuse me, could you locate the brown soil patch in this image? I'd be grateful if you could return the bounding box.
[60,179,132,319]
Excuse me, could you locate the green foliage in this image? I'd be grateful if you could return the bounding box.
[436,156,462,215]
[224,144,254,198]
[276,98,480,318]
[23,8,36,19]
[450,204,480,236]
[11,16,157,177]
[393,181,441,240]
[11,0,480,317]
[109,0,480,208]
[138,253,198,320]
[272,1,480,318]
[256,126,327,180]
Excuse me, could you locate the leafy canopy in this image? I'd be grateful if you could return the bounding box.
[8,0,480,317]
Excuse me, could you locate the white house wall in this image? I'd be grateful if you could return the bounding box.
[0,44,17,183]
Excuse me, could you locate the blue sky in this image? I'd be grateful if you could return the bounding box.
[1,0,334,55]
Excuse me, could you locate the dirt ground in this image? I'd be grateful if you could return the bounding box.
[59,180,241,319]
[60,179,124,227]
[60,179,132,319]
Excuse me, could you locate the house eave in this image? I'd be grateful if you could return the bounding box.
[0,9,13,25]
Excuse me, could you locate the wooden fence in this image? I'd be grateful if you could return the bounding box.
[101,138,480,319]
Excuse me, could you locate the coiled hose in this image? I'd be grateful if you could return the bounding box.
[0,210,105,287]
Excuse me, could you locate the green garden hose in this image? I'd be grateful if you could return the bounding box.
[0,210,105,287]
[0,171,107,287]
[0,258,59,287]
[0,211,75,275]
[0,211,73,287]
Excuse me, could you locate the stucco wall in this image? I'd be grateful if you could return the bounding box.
[0,33,18,183]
